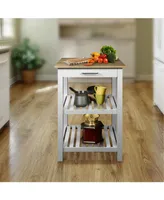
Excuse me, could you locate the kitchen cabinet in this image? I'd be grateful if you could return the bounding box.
[58,18,135,25]
[0,49,10,130]
[153,59,164,114]
[154,18,164,62]
[153,19,164,114]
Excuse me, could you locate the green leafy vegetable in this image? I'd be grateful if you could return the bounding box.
[100,45,117,63]
[107,52,116,63]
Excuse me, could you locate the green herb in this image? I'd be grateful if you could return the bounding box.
[100,45,116,55]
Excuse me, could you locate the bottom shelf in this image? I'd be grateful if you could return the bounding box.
[63,125,117,152]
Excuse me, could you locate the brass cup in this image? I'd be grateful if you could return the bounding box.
[83,114,100,126]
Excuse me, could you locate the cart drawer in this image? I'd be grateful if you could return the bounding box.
[58,69,118,78]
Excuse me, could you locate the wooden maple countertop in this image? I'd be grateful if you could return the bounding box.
[55,58,126,69]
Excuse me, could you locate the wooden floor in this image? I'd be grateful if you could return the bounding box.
[0,81,164,182]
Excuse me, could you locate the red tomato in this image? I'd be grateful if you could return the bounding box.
[98,58,103,63]
[103,58,108,64]
[99,54,107,59]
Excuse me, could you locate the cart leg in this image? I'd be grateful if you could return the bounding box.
[112,78,117,131]
[116,70,123,162]
[58,72,64,162]
[63,77,68,131]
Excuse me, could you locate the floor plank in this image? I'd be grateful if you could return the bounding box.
[0,81,163,182]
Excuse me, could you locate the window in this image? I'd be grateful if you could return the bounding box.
[0,18,15,40]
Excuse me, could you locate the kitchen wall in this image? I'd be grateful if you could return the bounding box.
[20,18,59,80]
[19,18,153,81]
[60,23,136,39]
[59,20,136,78]
[136,19,153,80]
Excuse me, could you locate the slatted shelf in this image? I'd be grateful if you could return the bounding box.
[63,125,117,152]
[64,94,117,114]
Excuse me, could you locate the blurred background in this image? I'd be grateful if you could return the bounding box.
[0,18,153,82]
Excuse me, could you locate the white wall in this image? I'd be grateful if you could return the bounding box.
[59,21,136,78]
[20,19,59,80]
[20,18,153,81]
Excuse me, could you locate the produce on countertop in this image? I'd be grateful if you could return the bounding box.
[84,45,117,66]
[84,62,94,66]
[93,56,99,62]
[91,52,100,58]
[98,58,103,63]
[99,54,107,59]
[103,58,108,64]
[100,45,116,56]
[107,53,116,63]
[100,45,117,63]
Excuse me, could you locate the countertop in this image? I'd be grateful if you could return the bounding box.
[55,58,126,69]
[0,46,11,54]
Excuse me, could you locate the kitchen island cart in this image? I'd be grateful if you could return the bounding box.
[55,58,126,162]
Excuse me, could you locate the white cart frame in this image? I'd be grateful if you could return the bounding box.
[57,68,123,162]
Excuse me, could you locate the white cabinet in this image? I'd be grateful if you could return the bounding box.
[58,18,135,25]
[0,88,9,128]
[153,59,164,114]
[0,51,10,129]
[154,18,164,62]
[153,18,164,114]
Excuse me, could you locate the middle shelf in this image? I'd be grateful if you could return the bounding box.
[64,94,117,114]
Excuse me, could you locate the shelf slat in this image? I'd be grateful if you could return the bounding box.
[76,126,81,147]
[110,96,116,109]
[104,126,111,147]
[64,94,117,114]
[110,126,117,147]
[64,126,70,147]
[64,95,71,109]
[63,125,117,152]
[105,96,112,110]
[69,95,75,110]
[70,126,75,147]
